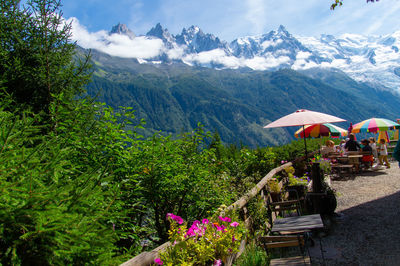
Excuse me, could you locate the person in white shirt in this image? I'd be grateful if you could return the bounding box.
[369,137,378,162]
[378,138,390,168]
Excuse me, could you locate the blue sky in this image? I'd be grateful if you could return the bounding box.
[60,0,400,41]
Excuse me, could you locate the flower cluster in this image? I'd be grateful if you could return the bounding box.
[311,154,331,174]
[154,213,245,266]
[288,174,310,186]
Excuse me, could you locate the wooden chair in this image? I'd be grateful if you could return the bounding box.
[267,194,314,239]
[269,199,302,218]
[258,235,311,266]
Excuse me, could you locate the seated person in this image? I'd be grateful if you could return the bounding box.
[345,134,361,172]
[345,133,361,152]
[361,139,374,168]
[321,140,335,157]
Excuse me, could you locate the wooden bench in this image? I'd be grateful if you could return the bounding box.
[269,256,311,266]
[331,163,354,179]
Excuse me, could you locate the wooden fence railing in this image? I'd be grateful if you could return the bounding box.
[121,151,317,266]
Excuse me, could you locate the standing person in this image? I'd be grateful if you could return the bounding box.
[369,137,378,162]
[378,139,391,168]
[392,140,400,168]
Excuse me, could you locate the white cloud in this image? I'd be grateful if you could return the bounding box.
[244,55,291,70]
[183,49,241,68]
[166,46,186,60]
[68,17,164,59]
[181,49,292,71]
[261,39,283,50]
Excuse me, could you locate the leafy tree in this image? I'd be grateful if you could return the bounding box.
[331,0,379,10]
[0,0,91,116]
[0,91,149,264]
[128,128,235,244]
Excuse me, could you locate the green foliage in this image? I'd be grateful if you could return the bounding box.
[272,138,322,163]
[287,175,309,186]
[266,178,280,193]
[233,243,269,266]
[331,0,378,10]
[0,0,91,115]
[128,127,235,244]
[0,103,126,264]
[246,195,270,236]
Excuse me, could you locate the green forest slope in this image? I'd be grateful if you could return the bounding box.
[85,48,400,147]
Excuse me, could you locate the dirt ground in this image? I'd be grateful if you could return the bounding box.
[308,164,400,265]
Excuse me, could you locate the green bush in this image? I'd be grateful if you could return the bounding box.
[0,106,123,264]
[234,243,269,266]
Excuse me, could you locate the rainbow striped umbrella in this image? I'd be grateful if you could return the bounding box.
[295,123,348,138]
[351,118,400,133]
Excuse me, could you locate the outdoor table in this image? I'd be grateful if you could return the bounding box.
[348,155,363,158]
[271,214,324,233]
[348,154,363,164]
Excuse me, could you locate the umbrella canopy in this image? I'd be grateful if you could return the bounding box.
[294,123,348,138]
[264,109,346,128]
[351,118,400,133]
[264,109,346,158]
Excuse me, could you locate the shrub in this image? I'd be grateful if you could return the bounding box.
[156,213,246,265]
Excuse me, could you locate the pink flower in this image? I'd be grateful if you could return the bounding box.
[218,216,231,223]
[230,221,239,227]
[185,228,196,238]
[202,218,209,224]
[154,258,163,265]
[192,220,201,226]
[213,259,222,266]
[216,225,226,232]
[166,213,184,224]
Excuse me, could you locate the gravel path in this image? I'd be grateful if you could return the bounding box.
[309,165,400,265]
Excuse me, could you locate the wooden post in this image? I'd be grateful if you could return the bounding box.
[311,163,323,193]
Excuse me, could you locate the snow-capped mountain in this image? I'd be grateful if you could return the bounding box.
[175,26,229,53]
[76,22,400,92]
[297,32,400,91]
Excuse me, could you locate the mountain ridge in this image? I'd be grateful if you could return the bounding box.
[83,47,400,147]
[79,22,400,93]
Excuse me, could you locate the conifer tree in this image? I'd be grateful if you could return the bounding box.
[0,0,91,115]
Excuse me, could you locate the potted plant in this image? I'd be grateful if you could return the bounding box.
[286,173,310,199]
[267,177,282,202]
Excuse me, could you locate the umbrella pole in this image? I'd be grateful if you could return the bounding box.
[303,125,308,160]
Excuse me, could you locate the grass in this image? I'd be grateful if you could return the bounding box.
[234,243,269,266]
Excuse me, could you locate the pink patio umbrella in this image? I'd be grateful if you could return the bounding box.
[264,109,346,158]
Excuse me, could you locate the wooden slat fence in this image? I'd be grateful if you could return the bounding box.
[122,151,316,266]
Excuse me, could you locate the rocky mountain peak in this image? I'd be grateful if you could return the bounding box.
[175,25,227,53]
[146,23,174,43]
[277,25,290,37]
[110,23,135,39]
